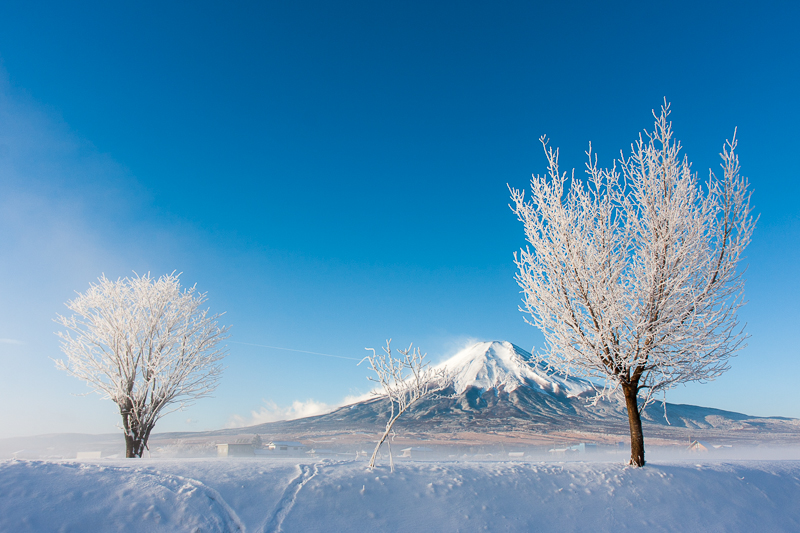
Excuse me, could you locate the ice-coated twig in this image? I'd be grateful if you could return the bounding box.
[360,340,450,470]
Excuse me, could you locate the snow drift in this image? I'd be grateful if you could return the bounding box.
[2,458,800,532]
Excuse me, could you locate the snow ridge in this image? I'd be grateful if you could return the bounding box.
[436,341,594,398]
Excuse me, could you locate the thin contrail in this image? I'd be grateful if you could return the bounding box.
[231,341,361,361]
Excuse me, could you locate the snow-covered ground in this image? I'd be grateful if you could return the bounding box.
[2,458,800,532]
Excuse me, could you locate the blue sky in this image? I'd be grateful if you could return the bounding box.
[0,1,798,438]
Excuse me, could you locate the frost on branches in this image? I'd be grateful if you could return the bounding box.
[510,103,756,467]
[361,340,450,471]
[55,273,229,458]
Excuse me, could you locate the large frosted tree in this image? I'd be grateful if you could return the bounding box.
[55,273,229,458]
[510,103,756,466]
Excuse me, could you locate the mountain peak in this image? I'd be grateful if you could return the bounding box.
[436,341,593,398]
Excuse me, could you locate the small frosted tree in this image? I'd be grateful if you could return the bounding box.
[360,340,449,471]
[55,273,229,458]
[510,103,756,467]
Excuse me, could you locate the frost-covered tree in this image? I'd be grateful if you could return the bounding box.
[361,340,449,471]
[510,103,756,467]
[55,273,229,458]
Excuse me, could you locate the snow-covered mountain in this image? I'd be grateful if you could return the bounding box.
[229,340,800,445]
[32,341,791,456]
[436,341,593,398]
[275,340,624,432]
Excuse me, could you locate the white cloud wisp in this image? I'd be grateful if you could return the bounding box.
[226,399,336,428]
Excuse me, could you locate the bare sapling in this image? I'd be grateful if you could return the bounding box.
[510,102,756,467]
[55,272,229,458]
[360,340,450,471]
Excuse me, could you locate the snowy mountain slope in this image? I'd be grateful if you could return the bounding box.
[333,340,623,427]
[237,340,800,444]
[435,341,594,398]
[293,340,606,431]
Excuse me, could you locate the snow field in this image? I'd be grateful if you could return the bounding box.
[2,458,800,532]
[0,460,244,532]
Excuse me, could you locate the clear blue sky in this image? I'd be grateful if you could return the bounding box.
[0,1,798,438]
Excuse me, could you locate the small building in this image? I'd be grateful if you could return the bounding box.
[548,447,570,456]
[548,443,597,455]
[306,448,336,458]
[400,446,434,459]
[76,451,102,460]
[267,441,307,453]
[216,443,255,457]
[569,443,597,454]
[688,440,711,453]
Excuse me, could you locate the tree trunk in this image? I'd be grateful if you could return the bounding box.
[123,433,142,458]
[622,383,645,467]
[119,404,152,458]
[369,403,411,469]
[123,432,151,458]
[369,419,396,469]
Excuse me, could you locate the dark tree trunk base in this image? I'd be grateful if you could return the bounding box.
[124,434,148,458]
[623,384,645,467]
[120,409,153,458]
